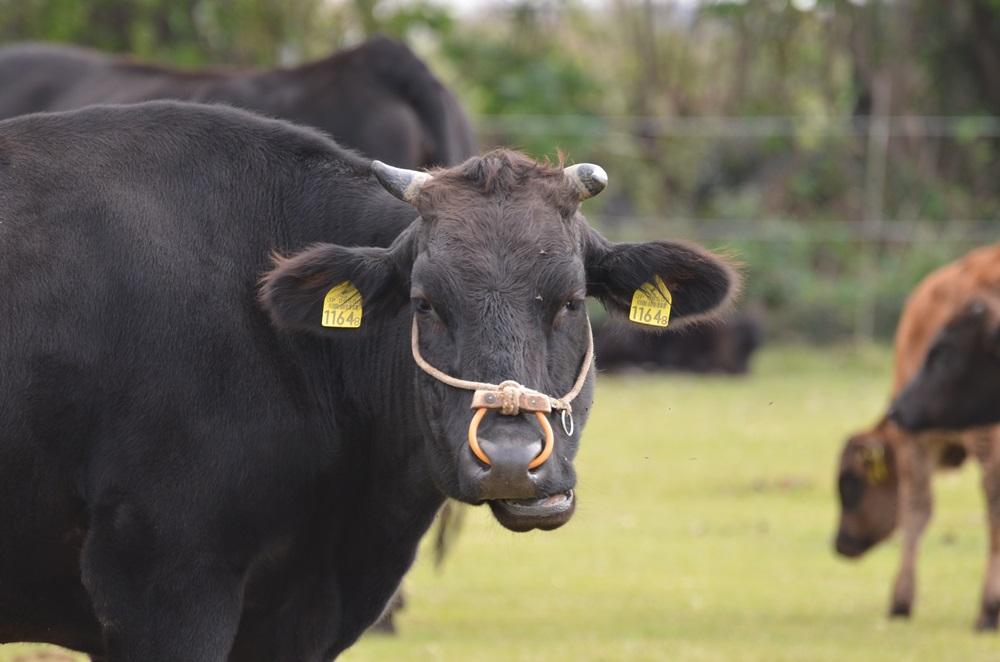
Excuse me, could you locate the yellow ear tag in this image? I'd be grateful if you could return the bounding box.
[321,281,363,328]
[628,275,672,327]
[863,446,888,484]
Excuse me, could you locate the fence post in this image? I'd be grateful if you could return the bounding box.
[855,72,892,345]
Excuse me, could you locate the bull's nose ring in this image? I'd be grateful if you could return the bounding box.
[529,412,555,469]
[467,408,492,466]
[467,408,555,470]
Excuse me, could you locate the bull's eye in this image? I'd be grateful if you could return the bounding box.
[413,297,434,315]
[554,298,585,329]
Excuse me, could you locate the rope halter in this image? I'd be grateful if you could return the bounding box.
[410,317,594,469]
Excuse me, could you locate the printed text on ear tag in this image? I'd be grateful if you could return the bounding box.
[321,281,363,328]
[628,275,672,327]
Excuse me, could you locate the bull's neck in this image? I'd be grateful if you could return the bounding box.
[285,168,415,251]
[289,303,432,482]
[273,181,445,649]
[280,163,430,464]
[289,310,443,655]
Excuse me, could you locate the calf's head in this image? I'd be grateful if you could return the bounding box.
[890,298,1000,432]
[833,428,899,557]
[261,150,737,531]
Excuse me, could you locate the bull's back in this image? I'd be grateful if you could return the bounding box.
[0,43,232,118]
[0,38,475,170]
[0,44,115,118]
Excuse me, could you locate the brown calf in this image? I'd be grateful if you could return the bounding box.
[833,243,1000,630]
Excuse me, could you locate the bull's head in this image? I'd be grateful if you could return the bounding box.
[261,151,738,531]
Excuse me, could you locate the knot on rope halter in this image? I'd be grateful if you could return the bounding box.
[410,317,593,469]
[469,380,564,417]
[498,381,522,416]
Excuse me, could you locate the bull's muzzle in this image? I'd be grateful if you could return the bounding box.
[410,318,593,471]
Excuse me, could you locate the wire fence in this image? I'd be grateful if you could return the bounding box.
[472,114,1000,343]
[592,218,1000,244]
[476,114,1000,139]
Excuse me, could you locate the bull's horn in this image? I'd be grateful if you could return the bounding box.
[371,160,432,204]
[564,163,608,200]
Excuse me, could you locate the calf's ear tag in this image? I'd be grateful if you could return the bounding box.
[628,275,672,327]
[863,446,888,484]
[321,281,363,328]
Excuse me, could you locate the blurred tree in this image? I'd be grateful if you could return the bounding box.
[0,0,330,66]
[349,0,453,41]
[437,1,604,158]
[0,0,996,342]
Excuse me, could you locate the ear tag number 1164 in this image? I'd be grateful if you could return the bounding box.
[322,281,363,328]
[628,275,672,328]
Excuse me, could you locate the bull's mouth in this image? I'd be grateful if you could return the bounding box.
[488,489,575,532]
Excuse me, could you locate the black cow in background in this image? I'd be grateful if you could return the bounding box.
[594,310,763,375]
[0,35,475,169]
[0,101,738,660]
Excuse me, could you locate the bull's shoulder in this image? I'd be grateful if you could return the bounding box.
[0,101,377,263]
[0,101,400,264]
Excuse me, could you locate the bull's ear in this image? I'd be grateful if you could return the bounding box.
[259,224,416,334]
[584,228,739,327]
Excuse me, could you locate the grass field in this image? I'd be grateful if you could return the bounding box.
[4,345,998,661]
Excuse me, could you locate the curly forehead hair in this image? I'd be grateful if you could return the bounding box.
[417,149,581,218]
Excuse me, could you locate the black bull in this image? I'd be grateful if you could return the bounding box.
[0,102,737,660]
[0,36,475,169]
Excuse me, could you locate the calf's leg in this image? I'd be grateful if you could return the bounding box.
[79,499,244,662]
[976,430,1000,631]
[890,439,933,618]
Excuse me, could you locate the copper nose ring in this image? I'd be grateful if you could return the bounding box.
[467,408,555,470]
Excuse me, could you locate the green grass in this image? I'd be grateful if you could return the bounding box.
[4,345,997,661]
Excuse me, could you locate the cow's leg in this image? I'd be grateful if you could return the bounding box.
[79,499,244,662]
[976,431,1000,631]
[890,438,933,618]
